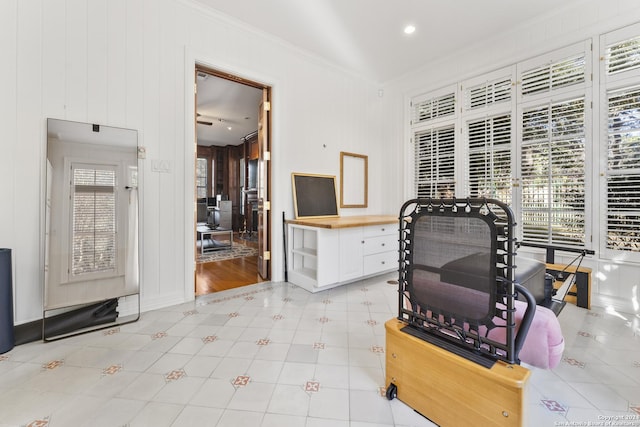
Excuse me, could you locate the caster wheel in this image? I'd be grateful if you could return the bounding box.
[385,383,397,400]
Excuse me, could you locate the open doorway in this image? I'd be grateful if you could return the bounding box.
[194,66,272,295]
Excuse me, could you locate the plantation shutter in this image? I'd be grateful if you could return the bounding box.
[461,68,515,206]
[605,86,640,252]
[464,77,512,111]
[520,97,586,245]
[411,86,457,199]
[71,164,117,276]
[465,114,512,205]
[520,54,586,96]
[601,25,640,254]
[517,42,590,247]
[414,125,456,198]
[605,35,640,76]
[412,92,455,125]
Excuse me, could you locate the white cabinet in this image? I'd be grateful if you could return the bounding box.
[287,216,397,293]
[339,227,364,282]
[288,225,318,289]
[362,224,397,275]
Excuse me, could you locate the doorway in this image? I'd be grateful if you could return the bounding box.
[194,66,272,295]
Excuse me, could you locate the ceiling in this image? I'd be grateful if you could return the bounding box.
[192,0,582,83]
[196,72,263,147]
[193,0,582,146]
[48,118,137,148]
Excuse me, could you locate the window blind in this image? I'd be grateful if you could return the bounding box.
[71,166,117,276]
[521,54,586,96]
[411,42,593,253]
[605,85,640,252]
[521,97,586,246]
[599,25,640,257]
[605,35,640,75]
[412,92,456,125]
[196,157,207,199]
[464,77,512,111]
[414,125,455,198]
[466,114,512,205]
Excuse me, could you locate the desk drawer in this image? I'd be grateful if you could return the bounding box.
[364,250,397,275]
[363,234,397,256]
[363,224,396,238]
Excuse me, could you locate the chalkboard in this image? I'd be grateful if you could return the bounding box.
[292,173,339,218]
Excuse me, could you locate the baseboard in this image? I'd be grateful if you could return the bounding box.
[591,293,638,315]
[140,291,191,314]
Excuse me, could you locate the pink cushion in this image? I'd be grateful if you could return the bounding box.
[486,299,564,369]
[406,276,565,369]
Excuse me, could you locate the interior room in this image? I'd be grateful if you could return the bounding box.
[1,0,640,426]
[193,69,267,295]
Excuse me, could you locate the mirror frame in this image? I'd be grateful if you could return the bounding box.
[43,118,140,341]
[340,151,368,208]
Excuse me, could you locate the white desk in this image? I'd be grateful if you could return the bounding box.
[286,215,397,292]
[197,226,233,254]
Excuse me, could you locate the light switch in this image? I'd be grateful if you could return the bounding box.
[151,159,171,173]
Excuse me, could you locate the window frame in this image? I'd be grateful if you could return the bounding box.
[515,40,593,248]
[410,84,459,199]
[410,41,594,251]
[599,23,640,262]
[196,157,208,199]
[463,111,515,205]
[516,92,591,246]
[461,67,517,206]
[413,123,457,199]
[61,159,126,284]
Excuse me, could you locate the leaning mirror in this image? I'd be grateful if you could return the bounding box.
[43,118,140,340]
[340,151,368,208]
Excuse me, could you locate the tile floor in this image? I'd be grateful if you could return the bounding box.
[0,273,639,427]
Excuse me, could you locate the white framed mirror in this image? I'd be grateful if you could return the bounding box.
[44,118,140,340]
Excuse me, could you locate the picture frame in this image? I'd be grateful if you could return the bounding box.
[291,172,339,219]
[340,151,368,208]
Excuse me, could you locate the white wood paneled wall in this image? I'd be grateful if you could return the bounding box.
[0,0,388,325]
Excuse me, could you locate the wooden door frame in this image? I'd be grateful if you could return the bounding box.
[193,64,272,283]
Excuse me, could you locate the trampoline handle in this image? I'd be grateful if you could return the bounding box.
[513,283,536,361]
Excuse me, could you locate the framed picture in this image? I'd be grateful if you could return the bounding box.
[291,173,339,218]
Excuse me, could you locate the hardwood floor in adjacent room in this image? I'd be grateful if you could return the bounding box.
[195,234,265,295]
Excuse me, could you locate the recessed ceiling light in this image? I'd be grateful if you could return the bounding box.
[404,25,416,35]
[227,126,232,131]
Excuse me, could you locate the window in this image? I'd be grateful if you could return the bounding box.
[516,42,590,247]
[411,42,591,249]
[411,86,457,199]
[414,125,456,198]
[462,68,515,204]
[70,164,117,276]
[196,157,207,199]
[465,114,513,204]
[412,92,455,125]
[463,76,512,111]
[604,86,640,252]
[520,54,586,96]
[605,34,640,75]
[520,97,586,245]
[408,26,640,261]
[601,24,640,256]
